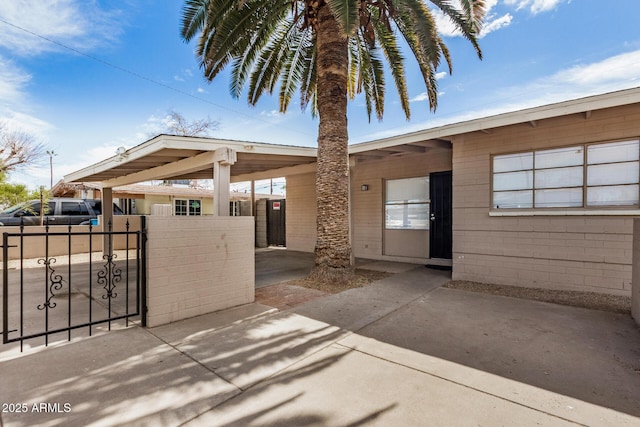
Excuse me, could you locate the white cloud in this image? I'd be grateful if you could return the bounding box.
[1,112,54,139]
[0,57,29,104]
[524,50,640,101]
[504,0,567,15]
[356,49,640,143]
[410,74,447,103]
[0,0,123,56]
[260,110,284,120]
[433,0,512,38]
[480,13,513,38]
[410,93,429,103]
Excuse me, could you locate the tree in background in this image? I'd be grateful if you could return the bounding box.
[0,121,45,174]
[0,122,47,210]
[156,110,220,137]
[181,0,485,282]
[0,175,42,210]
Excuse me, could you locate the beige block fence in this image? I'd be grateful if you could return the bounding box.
[1,215,255,329]
[144,216,255,327]
[1,215,141,261]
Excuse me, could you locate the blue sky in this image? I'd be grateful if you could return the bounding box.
[1,0,640,188]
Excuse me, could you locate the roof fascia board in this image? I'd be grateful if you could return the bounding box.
[160,135,318,157]
[99,151,217,188]
[65,135,318,183]
[64,135,173,183]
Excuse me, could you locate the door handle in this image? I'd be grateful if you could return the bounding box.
[430,213,436,221]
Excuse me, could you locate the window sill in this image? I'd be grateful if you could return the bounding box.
[489,209,640,217]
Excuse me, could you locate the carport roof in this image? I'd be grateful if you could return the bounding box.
[65,135,318,187]
[65,87,640,188]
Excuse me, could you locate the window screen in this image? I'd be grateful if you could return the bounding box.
[385,177,429,229]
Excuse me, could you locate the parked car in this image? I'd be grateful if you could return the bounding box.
[0,198,124,226]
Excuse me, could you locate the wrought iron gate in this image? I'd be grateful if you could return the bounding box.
[2,217,147,351]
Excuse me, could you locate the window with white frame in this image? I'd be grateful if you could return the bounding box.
[174,199,202,216]
[492,139,640,209]
[229,200,241,216]
[385,177,430,229]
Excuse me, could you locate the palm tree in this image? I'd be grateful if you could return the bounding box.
[181,0,485,281]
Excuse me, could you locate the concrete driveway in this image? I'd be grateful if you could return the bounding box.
[1,251,639,426]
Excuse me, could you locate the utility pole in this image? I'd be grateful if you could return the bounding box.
[46,150,56,189]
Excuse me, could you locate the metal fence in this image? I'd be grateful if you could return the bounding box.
[1,217,147,351]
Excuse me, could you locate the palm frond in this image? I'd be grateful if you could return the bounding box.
[279,27,314,112]
[181,0,211,41]
[352,32,385,121]
[230,2,292,98]
[325,0,360,35]
[369,4,410,120]
[299,39,318,115]
[430,0,484,58]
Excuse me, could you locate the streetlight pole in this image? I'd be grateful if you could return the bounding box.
[46,150,56,189]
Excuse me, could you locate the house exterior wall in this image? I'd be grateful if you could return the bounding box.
[145,216,254,327]
[285,172,317,252]
[138,195,216,215]
[285,150,452,261]
[351,150,452,261]
[632,219,640,325]
[452,104,640,296]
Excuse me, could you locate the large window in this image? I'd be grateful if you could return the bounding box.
[492,140,640,209]
[385,177,430,229]
[174,199,202,216]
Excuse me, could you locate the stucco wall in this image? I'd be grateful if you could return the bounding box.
[145,216,254,327]
[285,150,452,262]
[350,150,452,261]
[632,219,640,325]
[452,104,640,296]
[285,172,317,252]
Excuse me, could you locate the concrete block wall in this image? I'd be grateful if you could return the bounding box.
[632,219,640,326]
[350,149,451,260]
[145,216,255,327]
[452,103,640,296]
[285,172,317,252]
[2,215,141,260]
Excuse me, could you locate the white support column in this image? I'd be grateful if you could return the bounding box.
[250,180,255,216]
[212,147,237,216]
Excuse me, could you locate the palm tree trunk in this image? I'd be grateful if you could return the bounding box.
[310,4,354,281]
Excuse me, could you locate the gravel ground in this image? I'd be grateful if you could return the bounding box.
[286,269,392,294]
[444,280,632,315]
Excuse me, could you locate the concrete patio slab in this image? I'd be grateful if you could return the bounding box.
[355,258,420,274]
[338,334,638,427]
[1,252,639,426]
[254,249,313,288]
[151,305,349,391]
[354,287,640,418]
[291,267,450,330]
[182,342,588,427]
[0,325,240,427]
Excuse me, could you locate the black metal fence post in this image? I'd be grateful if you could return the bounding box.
[140,215,147,327]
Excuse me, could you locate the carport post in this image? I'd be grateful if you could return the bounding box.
[102,187,114,255]
[250,180,255,216]
[213,147,237,216]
